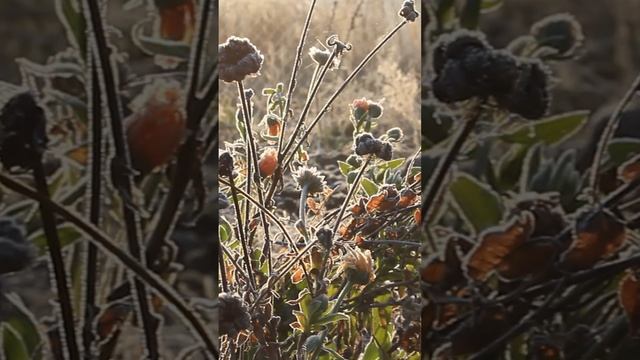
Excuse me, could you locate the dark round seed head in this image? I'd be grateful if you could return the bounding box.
[377,142,393,161]
[368,102,383,119]
[219,37,264,83]
[354,133,383,156]
[398,0,420,22]
[497,59,551,120]
[316,228,333,250]
[219,152,234,178]
[462,49,520,95]
[0,92,48,171]
[219,292,251,338]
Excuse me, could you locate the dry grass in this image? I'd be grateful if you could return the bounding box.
[219,0,421,156]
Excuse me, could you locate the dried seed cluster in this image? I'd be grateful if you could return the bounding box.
[431,30,551,119]
[354,133,393,161]
[219,36,264,83]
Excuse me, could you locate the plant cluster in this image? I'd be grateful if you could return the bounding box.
[421,1,640,359]
[217,0,422,358]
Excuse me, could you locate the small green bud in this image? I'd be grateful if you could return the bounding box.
[386,127,404,142]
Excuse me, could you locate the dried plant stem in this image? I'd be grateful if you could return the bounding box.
[282,20,409,172]
[280,49,338,161]
[310,279,354,360]
[82,56,102,360]
[299,184,310,241]
[238,80,273,275]
[144,0,215,266]
[0,174,219,359]
[219,250,229,293]
[227,176,256,289]
[83,0,160,355]
[589,73,640,199]
[32,161,80,360]
[420,101,483,249]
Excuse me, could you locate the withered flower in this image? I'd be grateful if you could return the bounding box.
[293,166,326,194]
[219,36,264,82]
[339,246,375,285]
[218,292,251,338]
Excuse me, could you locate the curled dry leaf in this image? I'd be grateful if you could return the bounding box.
[465,212,535,281]
[397,188,418,207]
[561,210,626,271]
[619,270,640,335]
[366,185,400,213]
[619,154,640,183]
[497,239,557,281]
[421,236,469,290]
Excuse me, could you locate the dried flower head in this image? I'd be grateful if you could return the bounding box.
[0,92,48,171]
[219,292,251,338]
[352,98,383,119]
[496,59,551,120]
[258,147,278,177]
[531,13,584,57]
[0,217,33,274]
[339,246,375,285]
[219,36,264,82]
[126,79,187,173]
[293,166,326,194]
[399,0,419,22]
[378,141,393,161]
[219,151,234,178]
[354,133,383,157]
[316,228,333,250]
[263,114,282,137]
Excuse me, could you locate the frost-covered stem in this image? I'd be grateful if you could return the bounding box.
[83,0,159,356]
[228,176,256,290]
[282,20,409,172]
[32,161,80,360]
[238,80,273,275]
[0,173,219,359]
[310,279,354,360]
[144,0,215,267]
[589,73,640,199]
[82,56,102,360]
[420,100,483,249]
[299,184,310,241]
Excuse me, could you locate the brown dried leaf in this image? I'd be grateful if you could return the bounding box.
[366,186,399,213]
[619,154,640,183]
[497,239,557,281]
[465,212,534,281]
[561,211,626,271]
[619,270,640,334]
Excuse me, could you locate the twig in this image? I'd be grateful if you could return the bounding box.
[32,161,80,360]
[82,0,160,355]
[420,100,483,249]
[589,73,640,199]
[0,173,219,358]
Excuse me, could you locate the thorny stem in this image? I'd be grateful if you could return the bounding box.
[0,174,219,359]
[420,100,483,249]
[83,0,160,355]
[589,73,640,199]
[282,20,409,173]
[238,80,273,275]
[32,161,80,360]
[82,56,102,360]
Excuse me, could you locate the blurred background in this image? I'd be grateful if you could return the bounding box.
[218,0,422,158]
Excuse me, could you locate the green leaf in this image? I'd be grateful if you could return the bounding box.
[500,110,590,146]
[29,224,82,255]
[55,0,87,57]
[3,294,43,360]
[2,325,30,360]
[378,158,405,171]
[607,138,640,166]
[449,173,503,233]
[315,312,349,327]
[360,178,379,197]
[338,161,354,176]
[481,0,503,13]
[360,336,382,360]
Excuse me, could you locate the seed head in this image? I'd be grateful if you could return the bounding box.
[219,36,264,82]
[219,151,234,178]
[496,59,551,120]
[354,133,383,157]
[339,246,375,285]
[309,46,339,69]
[377,141,393,161]
[316,228,333,250]
[218,292,251,338]
[352,98,383,120]
[398,0,419,22]
[0,92,48,171]
[293,166,326,194]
